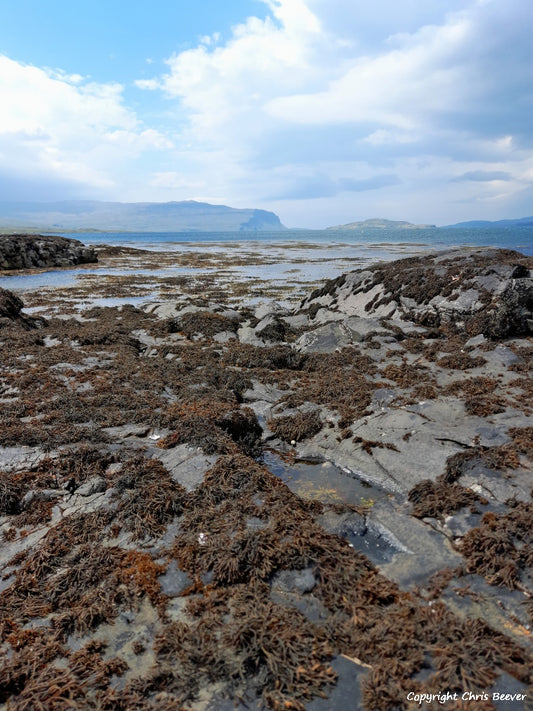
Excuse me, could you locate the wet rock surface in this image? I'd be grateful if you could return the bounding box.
[0,233,97,270]
[1,247,532,710]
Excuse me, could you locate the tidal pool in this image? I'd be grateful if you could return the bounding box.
[263,450,399,565]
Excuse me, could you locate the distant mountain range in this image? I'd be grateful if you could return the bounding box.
[327,218,436,230]
[1,200,531,233]
[444,216,533,228]
[0,200,286,232]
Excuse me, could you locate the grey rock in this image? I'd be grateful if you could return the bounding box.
[21,488,62,507]
[76,476,107,497]
[158,561,192,597]
[310,308,345,324]
[307,655,366,711]
[142,301,181,318]
[242,380,286,405]
[283,313,309,328]
[101,423,151,439]
[444,511,481,537]
[154,444,217,491]
[370,500,463,587]
[295,322,356,353]
[297,248,533,339]
[237,324,264,346]
[212,330,237,343]
[0,446,46,472]
[271,567,316,594]
[254,314,289,342]
[254,301,287,320]
[465,334,487,348]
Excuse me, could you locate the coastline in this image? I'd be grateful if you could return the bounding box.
[0,238,532,709]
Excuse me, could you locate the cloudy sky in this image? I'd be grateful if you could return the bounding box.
[1,0,532,227]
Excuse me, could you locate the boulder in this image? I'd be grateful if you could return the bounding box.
[0,288,24,321]
[0,288,45,330]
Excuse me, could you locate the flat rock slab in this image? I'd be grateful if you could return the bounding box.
[369,500,464,588]
[299,397,533,495]
[0,445,46,472]
[295,317,396,353]
[158,560,192,597]
[153,444,217,491]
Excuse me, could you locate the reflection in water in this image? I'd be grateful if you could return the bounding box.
[263,450,399,565]
[263,450,389,507]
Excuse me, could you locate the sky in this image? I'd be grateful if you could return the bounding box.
[1,0,533,228]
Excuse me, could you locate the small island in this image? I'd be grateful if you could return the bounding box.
[327,218,436,230]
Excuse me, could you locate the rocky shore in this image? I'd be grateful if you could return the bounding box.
[0,247,532,710]
[0,233,97,270]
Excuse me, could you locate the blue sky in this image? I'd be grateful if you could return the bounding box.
[1,0,532,227]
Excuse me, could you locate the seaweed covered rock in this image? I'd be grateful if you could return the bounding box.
[0,287,44,329]
[299,248,533,339]
[0,233,97,270]
[0,288,24,322]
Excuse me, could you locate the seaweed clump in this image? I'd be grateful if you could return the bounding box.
[408,479,484,521]
[268,410,323,443]
[457,502,533,591]
[158,399,262,457]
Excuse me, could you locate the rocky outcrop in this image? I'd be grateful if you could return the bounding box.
[0,288,24,322]
[299,248,533,339]
[0,288,44,329]
[0,233,97,270]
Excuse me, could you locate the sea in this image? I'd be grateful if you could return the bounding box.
[1,226,531,301]
[62,226,533,253]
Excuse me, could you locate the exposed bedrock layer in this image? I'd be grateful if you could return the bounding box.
[0,233,97,270]
[300,248,533,339]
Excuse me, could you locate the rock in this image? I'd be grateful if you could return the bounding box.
[254,314,289,342]
[464,333,487,348]
[370,500,464,587]
[0,288,24,320]
[283,313,309,329]
[237,324,264,346]
[297,248,533,339]
[0,288,44,329]
[212,331,237,343]
[0,234,97,271]
[153,444,217,491]
[101,424,151,439]
[294,317,395,354]
[254,301,288,320]
[271,567,317,594]
[0,446,46,472]
[21,489,62,507]
[158,561,192,597]
[294,322,357,353]
[76,476,107,497]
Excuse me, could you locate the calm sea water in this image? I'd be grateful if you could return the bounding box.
[1,227,531,298]
[62,226,533,254]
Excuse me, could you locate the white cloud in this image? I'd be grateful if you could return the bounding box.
[1,0,532,224]
[132,0,533,224]
[0,55,171,197]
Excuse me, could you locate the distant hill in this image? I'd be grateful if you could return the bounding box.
[0,200,286,232]
[327,218,436,230]
[445,216,533,228]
